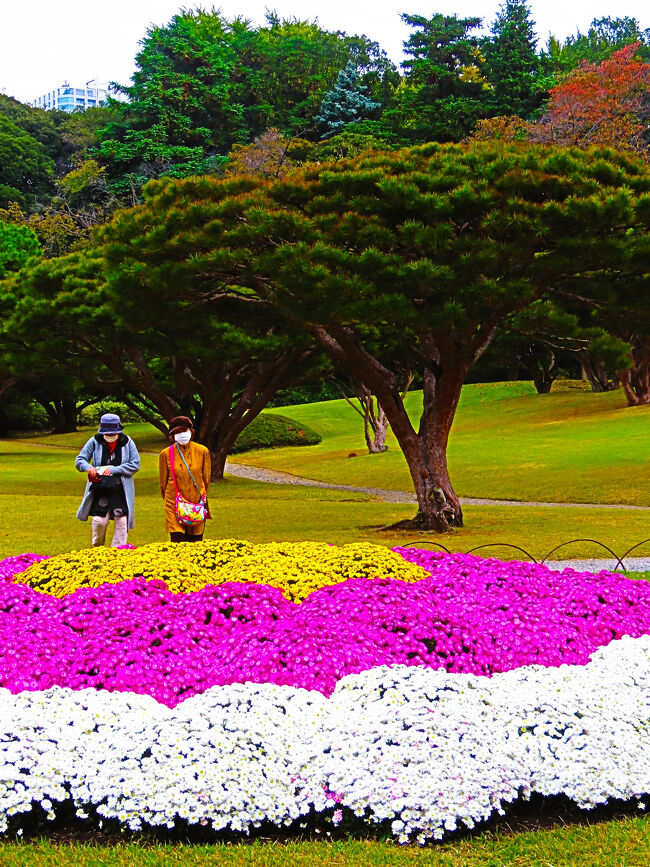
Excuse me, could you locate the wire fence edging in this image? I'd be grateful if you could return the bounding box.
[402,538,650,573]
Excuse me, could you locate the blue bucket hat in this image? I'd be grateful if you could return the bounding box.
[98,413,124,434]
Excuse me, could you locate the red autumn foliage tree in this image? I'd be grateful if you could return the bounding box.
[533,43,650,152]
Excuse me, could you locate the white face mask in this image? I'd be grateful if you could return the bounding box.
[103,434,119,443]
[174,431,192,445]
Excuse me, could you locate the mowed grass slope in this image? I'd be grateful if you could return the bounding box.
[230,382,650,506]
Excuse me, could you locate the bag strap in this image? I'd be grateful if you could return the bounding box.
[173,443,203,499]
[169,445,180,497]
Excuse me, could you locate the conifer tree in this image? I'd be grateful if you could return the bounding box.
[6,218,314,476]
[316,62,380,138]
[387,14,489,141]
[482,0,544,118]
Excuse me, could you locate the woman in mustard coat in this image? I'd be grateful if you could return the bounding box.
[159,416,211,542]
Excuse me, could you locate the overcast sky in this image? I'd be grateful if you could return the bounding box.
[2,0,649,104]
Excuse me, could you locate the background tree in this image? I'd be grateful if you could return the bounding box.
[122,144,650,531]
[96,9,397,197]
[482,0,546,118]
[226,129,314,179]
[0,225,95,433]
[533,43,650,152]
[336,371,413,453]
[468,115,534,142]
[233,13,395,138]
[0,95,65,168]
[315,62,380,138]
[0,222,42,404]
[314,119,406,159]
[488,302,629,392]
[543,16,650,74]
[0,95,121,250]
[7,223,315,476]
[596,265,650,405]
[97,9,238,195]
[0,222,41,278]
[0,115,53,209]
[387,13,490,142]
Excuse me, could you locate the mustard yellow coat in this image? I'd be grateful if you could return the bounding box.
[159,441,211,535]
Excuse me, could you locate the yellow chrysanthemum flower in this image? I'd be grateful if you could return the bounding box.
[17,540,428,601]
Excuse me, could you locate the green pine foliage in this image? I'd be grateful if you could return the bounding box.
[0,222,41,278]
[386,14,490,142]
[81,141,650,527]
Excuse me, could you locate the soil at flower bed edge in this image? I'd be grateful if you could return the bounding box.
[6,795,647,848]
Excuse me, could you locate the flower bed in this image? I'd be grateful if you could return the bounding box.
[1,542,649,843]
[0,552,48,580]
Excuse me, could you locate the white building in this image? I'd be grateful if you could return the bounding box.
[32,79,109,112]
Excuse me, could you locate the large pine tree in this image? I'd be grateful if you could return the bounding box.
[84,143,650,530]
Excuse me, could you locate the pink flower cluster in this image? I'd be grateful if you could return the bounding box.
[0,553,49,581]
[1,547,649,706]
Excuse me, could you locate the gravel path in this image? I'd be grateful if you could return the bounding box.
[541,557,650,573]
[9,441,648,511]
[224,460,650,510]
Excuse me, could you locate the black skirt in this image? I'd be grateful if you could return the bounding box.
[88,482,128,519]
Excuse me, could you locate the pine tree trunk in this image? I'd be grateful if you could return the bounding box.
[208,442,230,481]
[533,370,554,394]
[619,336,650,406]
[203,405,240,483]
[407,363,464,530]
[312,325,484,532]
[577,350,616,393]
[400,432,462,531]
[372,358,465,532]
[531,349,556,394]
[44,398,78,433]
[365,399,388,453]
[370,405,389,453]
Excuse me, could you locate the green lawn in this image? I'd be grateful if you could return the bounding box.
[3,819,650,866]
[230,382,650,507]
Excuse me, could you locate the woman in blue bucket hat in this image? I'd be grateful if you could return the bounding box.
[74,413,140,547]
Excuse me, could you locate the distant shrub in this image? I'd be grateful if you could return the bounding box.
[78,400,149,426]
[230,413,321,453]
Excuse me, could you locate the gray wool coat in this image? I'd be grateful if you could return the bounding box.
[75,435,140,529]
